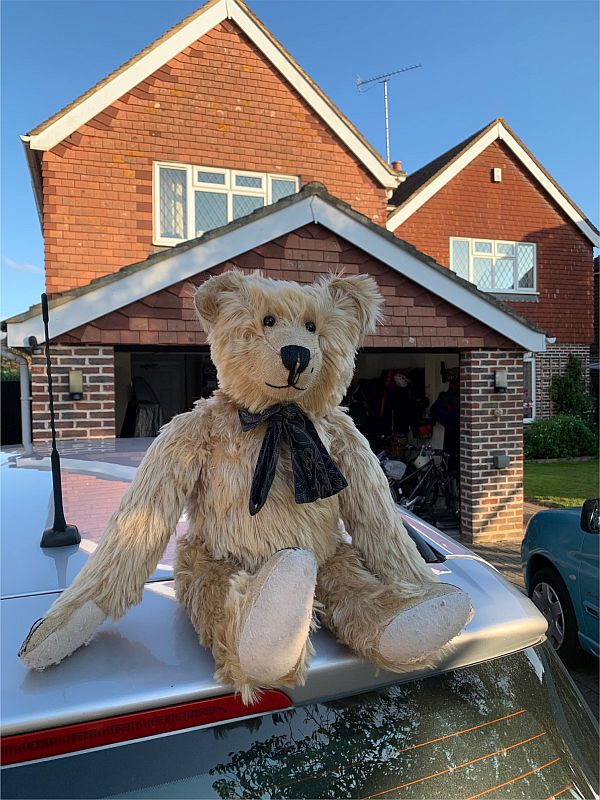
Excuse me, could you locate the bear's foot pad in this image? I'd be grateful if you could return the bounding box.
[239,548,317,683]
[378,584,472,666]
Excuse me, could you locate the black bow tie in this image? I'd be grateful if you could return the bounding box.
[239,404,348,516]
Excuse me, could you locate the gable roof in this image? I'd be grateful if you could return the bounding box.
[4,183,547,353]
[386,118,600,247]
[21,0,398,191]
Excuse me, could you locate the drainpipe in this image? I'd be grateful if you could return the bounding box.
[1,334,33,453]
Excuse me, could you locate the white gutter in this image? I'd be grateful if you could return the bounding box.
[1,335,33,453]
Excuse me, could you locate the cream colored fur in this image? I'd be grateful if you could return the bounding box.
[20,270,472,702]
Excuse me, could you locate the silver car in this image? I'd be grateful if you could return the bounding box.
[1,441,598,799]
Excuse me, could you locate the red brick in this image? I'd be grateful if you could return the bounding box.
[394,140,593,344]
[43,21,388,295]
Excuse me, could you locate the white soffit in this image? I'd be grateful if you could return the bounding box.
[6,193,546,353]
[23,0,397,189]
[386,121,600,247]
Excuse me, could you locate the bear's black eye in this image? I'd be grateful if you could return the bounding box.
[263,315,276,327]
[305,321,316,333]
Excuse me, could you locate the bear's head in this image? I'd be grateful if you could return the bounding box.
[194,270,383,417]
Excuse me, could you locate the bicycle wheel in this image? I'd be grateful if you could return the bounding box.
[444,472,460,520]
[415,476,441,525]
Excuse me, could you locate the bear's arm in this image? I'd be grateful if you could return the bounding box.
[325,406,436,592]
[19,407,210,670]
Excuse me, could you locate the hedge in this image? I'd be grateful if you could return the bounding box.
[524,415,598,460]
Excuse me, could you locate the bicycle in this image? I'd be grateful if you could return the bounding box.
[394,445,460,526]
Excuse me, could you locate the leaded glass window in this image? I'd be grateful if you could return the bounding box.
[195,191,228,235]
[450,238,537,293]
[473,257,493,289]
[159,167,187,240]
[232,194,264,220]
[516,243,535,289]
[271,178,297,203]
[235,174,262,189]
[451,240,469,280]
[196,170,226,185]
[154,163,299,245]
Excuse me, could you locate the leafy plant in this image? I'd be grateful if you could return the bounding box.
[0,357,20,382]
[524,414,598,460]
[550,356,595,424]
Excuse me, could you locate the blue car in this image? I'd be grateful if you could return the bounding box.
[522,497,599,660]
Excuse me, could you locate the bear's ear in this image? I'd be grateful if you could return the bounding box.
[323,274,384,336]
[194,270,245,329]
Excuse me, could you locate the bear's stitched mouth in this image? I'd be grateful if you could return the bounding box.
[265,382,307,391]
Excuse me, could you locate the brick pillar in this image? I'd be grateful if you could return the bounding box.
[31,344,115,441]
[460,349,524,542]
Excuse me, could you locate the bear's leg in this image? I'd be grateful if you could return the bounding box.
[175,541,318,704]
[316,543,472,670]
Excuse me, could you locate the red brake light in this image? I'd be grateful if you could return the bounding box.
[1,690,291,766]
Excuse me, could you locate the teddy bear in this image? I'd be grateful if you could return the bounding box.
[19,270,472,703]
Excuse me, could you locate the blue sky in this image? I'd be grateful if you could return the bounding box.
[1,0,598,319]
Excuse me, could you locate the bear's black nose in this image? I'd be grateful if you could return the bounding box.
[280,345,310,385]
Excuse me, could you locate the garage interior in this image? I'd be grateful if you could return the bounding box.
[114,347,461,530]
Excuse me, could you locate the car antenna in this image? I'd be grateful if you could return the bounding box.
[39,293,81,548]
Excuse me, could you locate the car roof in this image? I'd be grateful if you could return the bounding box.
[1,441,174,600]
[1,440,547,736]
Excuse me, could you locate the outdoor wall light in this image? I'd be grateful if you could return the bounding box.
[493,369,508,393]
[69,369,84,401]
[28,335,42,355]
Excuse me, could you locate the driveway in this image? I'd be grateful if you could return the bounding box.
[463,503,599,721]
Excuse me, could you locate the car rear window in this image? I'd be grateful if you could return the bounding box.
[2,643,597,800]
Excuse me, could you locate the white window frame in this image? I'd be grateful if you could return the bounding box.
[153,162,299,246]
[523,352,536,423]
[449,237,537,294]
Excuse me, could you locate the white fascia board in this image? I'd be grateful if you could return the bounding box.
[498,126,600,247]
[6,198,315,348]
[387,121,599,247]
[386,124,500,231]
[26,0,396,189]
[27,0,229,151]
[312,196,547,353]
[6,192,546,352]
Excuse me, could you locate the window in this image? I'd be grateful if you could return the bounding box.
[523,353,536,422]
[153,163,299,245]
[450,238,537,293]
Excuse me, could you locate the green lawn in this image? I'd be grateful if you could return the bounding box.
[524,459,599,507]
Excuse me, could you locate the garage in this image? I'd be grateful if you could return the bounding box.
[12,186,547,541]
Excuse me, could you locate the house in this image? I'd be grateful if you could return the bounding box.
[386,119,598,421]
[4,0,598,541]
[592,256,599,402]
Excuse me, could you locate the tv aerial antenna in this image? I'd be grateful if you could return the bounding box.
[356,64,422,164]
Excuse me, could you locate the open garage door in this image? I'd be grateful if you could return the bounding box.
[347,350,461,534]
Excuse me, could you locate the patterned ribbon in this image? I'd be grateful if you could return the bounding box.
[239,404,348,516]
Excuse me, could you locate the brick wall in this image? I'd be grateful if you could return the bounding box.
[460,350,524,542]
[31,345,115,441]
[57,225,514,351]
[394,140,593,344]
[534,342,591,419]
[42,21,388,294]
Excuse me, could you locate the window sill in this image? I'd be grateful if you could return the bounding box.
[490,292,539,302]
[153,238,187,248]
